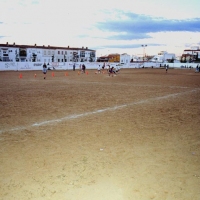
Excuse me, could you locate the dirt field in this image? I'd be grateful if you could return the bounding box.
[0,68,200,200]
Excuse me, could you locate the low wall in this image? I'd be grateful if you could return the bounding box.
[142,62,199,69]
[0,62,118,71]
[0,61,199,71]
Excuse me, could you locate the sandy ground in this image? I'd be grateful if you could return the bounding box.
[0,68,200,200]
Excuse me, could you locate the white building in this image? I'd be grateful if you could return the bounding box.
[120,53,131,63]
[150,51,175,62]
[0,43,96,63]
[0,44,19,62]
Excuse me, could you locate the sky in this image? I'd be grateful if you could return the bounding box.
[0,0,200,57]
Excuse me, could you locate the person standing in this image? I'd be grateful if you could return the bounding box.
[107,65,110,73]
[97,65,101,73]
[166,65,168,73]
[195,64,199,73]
[102,63,105,73]
[109,66,115,77]
[82,64,86,73]
[42,63,47,79]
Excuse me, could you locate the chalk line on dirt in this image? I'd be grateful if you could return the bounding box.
[0,88,199,134]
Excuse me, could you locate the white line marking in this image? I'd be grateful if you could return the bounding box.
[0,88,199,134]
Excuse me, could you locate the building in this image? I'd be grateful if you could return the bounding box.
[120,53,131,64]
[108,53,120,62]
[97,53,120,62]
[0,43,96,63]
[150,51,175,63]
[181,46,200,62]
[97,53,130,63]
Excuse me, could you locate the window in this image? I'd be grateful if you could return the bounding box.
[80,51,85,57]
[48,51,50,55]
[44,50,46,55]
[62,51,63,55]
[58,59,60,62]
[58,51,60,54]
[65,51,67,54]
[19,49,27,57]
[90,52,95,57]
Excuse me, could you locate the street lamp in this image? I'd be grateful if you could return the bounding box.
[141,45,147,61]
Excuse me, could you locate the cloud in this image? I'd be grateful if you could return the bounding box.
[0,0,199,57]
[96,12,200,40]
[93,43,163,49]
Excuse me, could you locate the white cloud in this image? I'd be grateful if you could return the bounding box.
[0,0,200,57]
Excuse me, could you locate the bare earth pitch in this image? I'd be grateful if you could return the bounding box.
[0,68,200,200]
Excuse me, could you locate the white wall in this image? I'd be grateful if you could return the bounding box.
[0,62,103,71]
[0,61,199,71]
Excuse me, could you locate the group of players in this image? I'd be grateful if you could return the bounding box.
[42,63,120,79]
[97,64,120,76]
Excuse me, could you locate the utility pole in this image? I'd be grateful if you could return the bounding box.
[141,45,147,61]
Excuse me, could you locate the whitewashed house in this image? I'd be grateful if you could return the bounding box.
[0,43,19,62]
[120,53,131,63]
[0,43,96,63]
[150,51,175,62]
